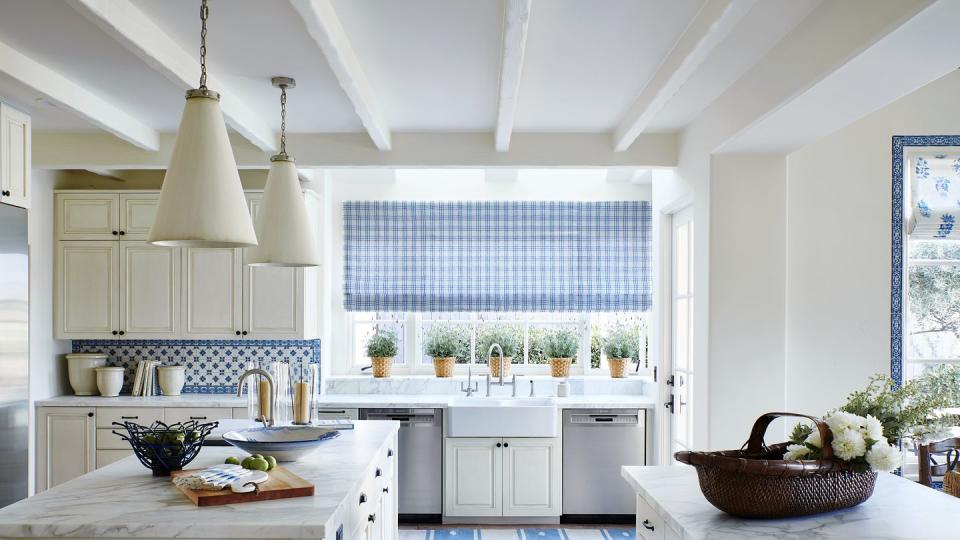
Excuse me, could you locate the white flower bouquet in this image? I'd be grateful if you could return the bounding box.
[786,411,901,472]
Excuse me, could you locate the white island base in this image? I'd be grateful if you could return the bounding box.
[0,421,400,540]
[622,465,960,540]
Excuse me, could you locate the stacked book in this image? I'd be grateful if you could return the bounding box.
[131,360,159,396]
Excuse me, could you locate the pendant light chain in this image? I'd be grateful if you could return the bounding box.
[199,0,209,90]
[280,84,287,156]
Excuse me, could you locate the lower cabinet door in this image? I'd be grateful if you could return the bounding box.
[502,438,561,517]
[37,407,96,491]
[444,438,502,516]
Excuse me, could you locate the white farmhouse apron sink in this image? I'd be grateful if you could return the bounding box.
[446,397,559,437]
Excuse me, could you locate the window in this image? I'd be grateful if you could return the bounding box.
[906,240,960,379]
[348,311,649,375]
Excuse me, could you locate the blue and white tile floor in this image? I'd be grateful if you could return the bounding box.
[399,529,634,539]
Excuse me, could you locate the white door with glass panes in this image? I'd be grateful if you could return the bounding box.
[667,207,694,460]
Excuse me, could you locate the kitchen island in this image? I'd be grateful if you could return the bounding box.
[0,420,399,540]
[622,465,959,539]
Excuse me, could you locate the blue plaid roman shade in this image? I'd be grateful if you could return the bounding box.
[343,201,652,312]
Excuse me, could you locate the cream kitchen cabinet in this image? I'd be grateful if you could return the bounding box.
[55,241,179,339]
[0,103,30,208]
[444,437,561,518]
[36,407,96,492]
[53,190,321,340]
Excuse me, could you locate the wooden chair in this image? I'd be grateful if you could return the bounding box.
[918,437,960,487]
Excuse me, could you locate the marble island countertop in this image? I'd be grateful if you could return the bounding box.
[621,465,960,539]
[0,421,400,539]
[37,393,656,409]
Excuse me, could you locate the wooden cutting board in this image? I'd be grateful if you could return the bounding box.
[170,466,314,507]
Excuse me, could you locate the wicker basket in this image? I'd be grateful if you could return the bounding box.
[675,412,877,519]
[550,357,572,378]
[489,356,512,378]
[371,357,393,378]
[608,358,629,378]
[433,357,455,377]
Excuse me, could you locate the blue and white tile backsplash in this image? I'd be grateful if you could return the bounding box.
[71,339,321,394]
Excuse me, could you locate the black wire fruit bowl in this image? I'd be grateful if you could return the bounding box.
[113,420,219,476]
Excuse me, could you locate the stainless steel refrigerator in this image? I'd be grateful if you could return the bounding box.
[0,203,28,507]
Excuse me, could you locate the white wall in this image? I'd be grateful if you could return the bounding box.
[708,154,787,449]
[322,169,654,373]
[784,69,960,415]
[26,169,71,495]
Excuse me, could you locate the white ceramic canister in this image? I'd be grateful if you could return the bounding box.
[95,367,125,397]
[157,365,186,396]
[556,380,571,397]
[66,353,108,396]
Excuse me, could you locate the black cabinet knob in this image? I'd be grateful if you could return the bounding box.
[241,330,248,336]
[118,331,125,336]
[359,493,367,505]
[496,442,502,448]
[112,330,118,335]
[1,190,9,196]
[367,514,376,523]
[112,230,118,235]
[383,487,389,494]
[236,331,241,336]
[119,230,125,235]
[503,442,509,448]
[387,448,394,457]
[87,412,94,418]
[375,468,382,477]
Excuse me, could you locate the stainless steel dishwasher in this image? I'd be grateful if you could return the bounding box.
[361,408,443,519]
[562,409,646,519]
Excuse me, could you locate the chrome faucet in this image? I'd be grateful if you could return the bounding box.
[460,365,479,397]
[486,344,517,397]
[236,368,277,427]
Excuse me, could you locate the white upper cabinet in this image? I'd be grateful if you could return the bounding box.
[121,242,179,338]
[56,193,120,240]
[0,103,30,209]
[54,189,321,340]
[55,241,119,339]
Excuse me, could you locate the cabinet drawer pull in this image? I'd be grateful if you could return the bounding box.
[375,468,382,477]
[359,493,367,505]
[367,514,376,523]
[189,416,207,420]
[383,487,389,494]
[642,519,655,531]
[387,448,393,457]
[1,190,10,197]
[121,416,138,420]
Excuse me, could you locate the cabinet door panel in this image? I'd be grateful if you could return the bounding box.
[37,408,95,491]
[503,438,561,517]
[244,265,302,338]
[119,193,159,240]
[0,104,30,208]
[56,242,118,338]
[183,248,242,338]
[56,193,119,240]
[444,438,501,517]
[121,242,179,337]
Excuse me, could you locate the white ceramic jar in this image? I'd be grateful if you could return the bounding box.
[157,365,186,396]
[95,367,125,397]
[66,353,108,395]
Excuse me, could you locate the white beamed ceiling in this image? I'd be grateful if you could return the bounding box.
[0,0,952,162]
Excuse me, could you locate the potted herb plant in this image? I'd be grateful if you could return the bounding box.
[423,324,468,377]
[365,329,398,378]
[603,324,638,378]
[544,328,578,378]
[476,323,521,378]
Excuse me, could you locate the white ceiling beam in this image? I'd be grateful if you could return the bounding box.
[613,0,755,152]
[33,132,677,169]
[290,0,392,151]
[494,0,532,152]
[66,0,277,153]
[0,40,158,151]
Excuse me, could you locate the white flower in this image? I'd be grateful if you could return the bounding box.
[804,430,822,448]
[831,428,867,461]
[783,444,811,460]
[824,411,865,435]
[865,443,901,472]
[864,415,885,441]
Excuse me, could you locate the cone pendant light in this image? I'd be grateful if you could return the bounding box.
[148,0,257,248]
[245,77,319,267]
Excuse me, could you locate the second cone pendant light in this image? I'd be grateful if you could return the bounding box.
[148,0,257,248]
[245,77,320,267]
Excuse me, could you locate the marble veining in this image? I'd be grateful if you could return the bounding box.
[621,466,960,539]
[0,421,399,539]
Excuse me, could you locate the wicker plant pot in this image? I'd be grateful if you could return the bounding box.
[433,357,455,378]
[489,356,512,378]
[675,412,878,518]
[549,357,572,378]
[370,357,393,378]
[608,358,629,378]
